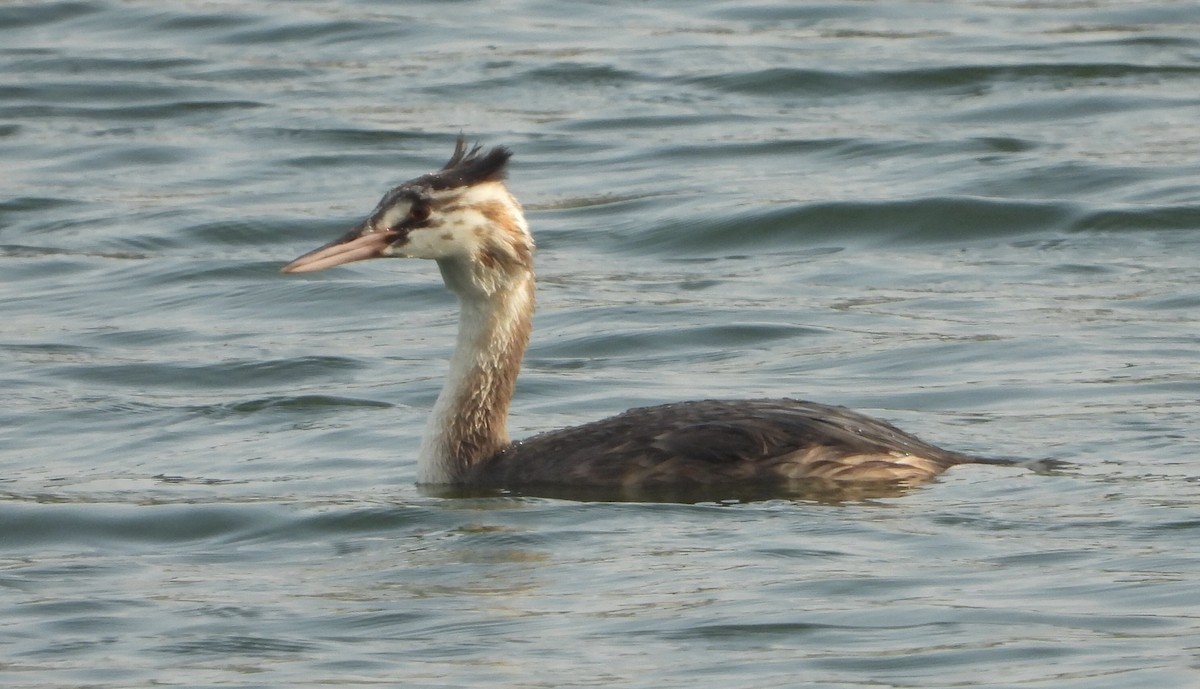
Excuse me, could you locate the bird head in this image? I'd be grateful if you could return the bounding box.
[282,138,532,278]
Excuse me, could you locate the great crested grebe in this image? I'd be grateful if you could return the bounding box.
[283,139,1009,497]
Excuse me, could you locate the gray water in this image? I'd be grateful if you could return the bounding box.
[3,1,1199,687]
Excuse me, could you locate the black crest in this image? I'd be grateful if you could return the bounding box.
[421,137,513,191]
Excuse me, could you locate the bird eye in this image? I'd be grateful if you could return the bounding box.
[410,204,431,223]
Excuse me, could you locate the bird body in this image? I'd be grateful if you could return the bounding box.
[283,139,1000,496]
[467,398,976,488]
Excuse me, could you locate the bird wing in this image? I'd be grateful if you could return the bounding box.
[467,398,974,488]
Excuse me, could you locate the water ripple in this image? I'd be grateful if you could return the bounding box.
[2,1,1199,687]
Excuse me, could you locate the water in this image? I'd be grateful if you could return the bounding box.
[2,0,1199,686]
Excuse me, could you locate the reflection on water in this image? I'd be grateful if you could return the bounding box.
[430,477,925,505]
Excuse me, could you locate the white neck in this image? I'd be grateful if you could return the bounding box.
[415,258,535,483]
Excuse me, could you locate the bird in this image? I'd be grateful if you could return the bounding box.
[282,138,1013,500]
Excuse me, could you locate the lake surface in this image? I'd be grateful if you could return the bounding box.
[3,1,1199,686]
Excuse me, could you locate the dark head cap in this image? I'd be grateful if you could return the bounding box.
[418,137,513,191]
